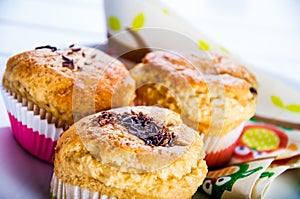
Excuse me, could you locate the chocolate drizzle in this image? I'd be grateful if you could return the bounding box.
[61,54,75,69]
[93,111,116,126]
[63,44,84,59]
[93,111,177,147]
[62,60,74,69]
[72,47,81,52]
[67,44,81,55]
[35,45,57,52]
[62,54,72,61]
[62,54,82,70]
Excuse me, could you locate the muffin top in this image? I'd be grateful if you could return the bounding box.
[131,51,258,136]
[54,106,207,199]
[73,106,198,173]
[2,45,135,125]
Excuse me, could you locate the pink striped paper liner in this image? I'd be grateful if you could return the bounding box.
[8,112,57,162]
[1,87,66,163]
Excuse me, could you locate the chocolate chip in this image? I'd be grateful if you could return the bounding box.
[72,47,81,52]
[69,44,75,48]
[35,45,57,52]
[62,54,72,62]
[62,60,74,69]
[250,87,258,95]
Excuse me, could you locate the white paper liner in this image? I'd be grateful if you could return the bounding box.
[202,122,245,154]
[1,87,65,141]
[50,173,117,199]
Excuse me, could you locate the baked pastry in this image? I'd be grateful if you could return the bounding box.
[50,106,207,199]
[1,45,135,162]
[130,51,258,167]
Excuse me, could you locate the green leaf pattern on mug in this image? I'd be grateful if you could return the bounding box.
[271,95,285,108]
[285,104,300,113]
[219,46,230,55]
[108,16,121,31]
[271,95,300,113]
[132,13,145,30]
[198,40,210,51]
[162,8,169,15]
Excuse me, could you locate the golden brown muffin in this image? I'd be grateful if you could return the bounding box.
[2,45,136,127]
[131,51,258,136]
[52,106,207,199]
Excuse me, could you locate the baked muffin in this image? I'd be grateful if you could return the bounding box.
[131,51,258,167]
[1,45,135,162]
[50,106,207,199]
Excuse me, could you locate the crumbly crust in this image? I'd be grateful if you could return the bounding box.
[54,106,207,199]
[2,46,136,125]
[131,51,258,136]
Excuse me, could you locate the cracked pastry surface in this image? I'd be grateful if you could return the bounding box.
[131,51,258,136]
[54,106,207,199]
[2,45,136,126]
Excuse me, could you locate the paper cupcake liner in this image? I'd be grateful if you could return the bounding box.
[205,141,238,168]
[202,123,245,167]
[1,87,66,163]
[50,173,117,199]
